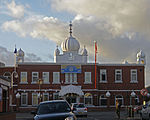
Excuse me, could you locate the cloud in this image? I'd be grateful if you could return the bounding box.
[51,0,150,37]
[1,16,67,44]
[0,0,26,18]
[0,46,42,65]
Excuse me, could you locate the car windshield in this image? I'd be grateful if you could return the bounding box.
[37,102,71,115]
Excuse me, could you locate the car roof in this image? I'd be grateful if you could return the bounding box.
[40,100,67,105]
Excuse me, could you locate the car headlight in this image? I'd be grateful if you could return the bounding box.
[65,116,74,120]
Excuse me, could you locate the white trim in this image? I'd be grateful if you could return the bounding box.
[100,69,107,83]
[42,72,49,84]
[43,93,49,101]
[115,69,122,82]
[32,93,38,106]
[84,72,92,84]
[21,93,28,106]
[20,72,27,83]
[32,72,39,83]
[130,69,138,83]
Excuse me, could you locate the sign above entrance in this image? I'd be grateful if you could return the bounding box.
[61,65,81,73]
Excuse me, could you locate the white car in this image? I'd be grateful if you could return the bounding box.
[140,102,150,120]
[71,103,87,117]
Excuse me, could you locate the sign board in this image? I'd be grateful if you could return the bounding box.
[61,65,81,73]
[0,87,2,101]
[140,88,148,96]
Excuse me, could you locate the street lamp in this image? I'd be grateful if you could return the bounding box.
[131,91,136,106]
[38,79,43,103]
[106,91,111,108]
[16,92,20,111]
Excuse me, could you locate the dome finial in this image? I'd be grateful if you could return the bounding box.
[69,21,72,36]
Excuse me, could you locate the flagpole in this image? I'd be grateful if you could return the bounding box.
[94,41,97,89]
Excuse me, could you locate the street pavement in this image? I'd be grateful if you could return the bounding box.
[16,111,141,120]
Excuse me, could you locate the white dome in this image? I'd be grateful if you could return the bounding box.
[17,48,24,56]
[137,50,145,58]
[54,46,60,56]
[61,36,80,52]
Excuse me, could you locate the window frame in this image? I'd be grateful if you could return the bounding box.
[52,72,60,84]
[65,73,77,84]
[42,72,50,84]
[115,69,122,83]
[20,72,28,84]
[100,69,107,83]
[43,93,49,101]
[32,93,38,106]
[130,69,138,83]
[99,95,107,106]
[32,72,39,84]
[84,72,92,84]
[21,93,28,106]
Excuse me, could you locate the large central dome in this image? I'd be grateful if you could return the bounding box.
[61,21,80,52]
[61,36,80,52]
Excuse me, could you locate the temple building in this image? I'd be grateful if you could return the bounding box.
[0,22,146,111]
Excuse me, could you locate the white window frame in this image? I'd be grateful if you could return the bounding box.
[32,93,38,106]
[32,72,39,84]
[84,95,93,105]
[100,69,107,83]
[100,95,107,106]
[115,69,122,83]
[43,93,49,101]
[20,72,28,84]
[84,72,92,84]
[65,73,77,84]
[3,72,11,79]
[53,92,59,100]
[42,72,50,84]
[21,93,28,106]
[130,69,138,83]
[52,72,60,84]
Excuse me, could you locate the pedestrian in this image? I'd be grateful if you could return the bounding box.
[116,99,121,119]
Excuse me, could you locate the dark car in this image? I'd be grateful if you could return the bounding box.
[31,100,77,120]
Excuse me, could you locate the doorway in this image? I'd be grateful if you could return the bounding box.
[2,90,7,112]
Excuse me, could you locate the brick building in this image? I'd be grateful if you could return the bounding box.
[0,23,146,111]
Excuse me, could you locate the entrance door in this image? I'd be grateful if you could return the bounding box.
[65,93,78,104]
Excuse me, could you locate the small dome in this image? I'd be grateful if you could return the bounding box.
[61,36,80,52]
[137,50,145,58]
[17,48,24,56]
[82,46,88,56]
[54,46,60,56]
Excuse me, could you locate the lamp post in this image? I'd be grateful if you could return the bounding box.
[38,79,43,103]
[131,91,136,106]
[16,92,20,111]
[106,91,111,108]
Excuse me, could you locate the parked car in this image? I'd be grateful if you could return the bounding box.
[31,100,77,120]
[71,103,87,117]
[140,101,150,120]
[134,105,143,113]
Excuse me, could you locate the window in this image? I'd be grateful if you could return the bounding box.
[100,95,107,106]
[32,72,39,83]
[100,69,107,83]
[53,72,60,84]
[42,72,49,83]
[43,93,49,101]
[84,94,92,105]
[131,69,137,83]
[130,95,139,105]
[84,72,92,84]
[20,72,27,83]
[32,93,38,106]
[53,92,59,100]
[115,69,122,83]
[3,72,11,80]
[65,73,77,84]
[115,95,123,106]
[21,93,28,106]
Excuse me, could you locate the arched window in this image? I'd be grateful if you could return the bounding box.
[130,95,139,105]
[84,94,93,105]
[3,72,11,80]
[100,95,107,106]
[115,95,123,105]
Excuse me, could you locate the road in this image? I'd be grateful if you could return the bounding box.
[16,111,141,120]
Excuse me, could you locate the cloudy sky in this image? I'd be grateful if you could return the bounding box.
[0,0,150,86]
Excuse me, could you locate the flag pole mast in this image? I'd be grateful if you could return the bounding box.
[94,41,97,89]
